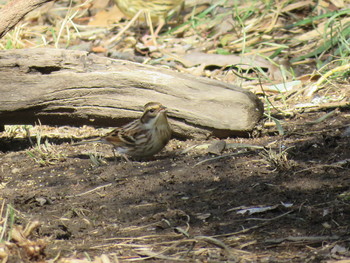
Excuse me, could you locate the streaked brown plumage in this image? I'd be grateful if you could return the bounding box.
[114,0,184,37]
[115,0,184,23]
[75,102,172,159]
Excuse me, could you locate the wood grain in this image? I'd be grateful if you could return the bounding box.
[0,48,263,138]
[0,0,53,38]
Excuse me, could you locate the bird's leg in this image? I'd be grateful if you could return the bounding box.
[154,18,165,39]
[121,153,131,162]
[111,148,130,162]
[142,10,157,46]
[111,147,118,162]
[108,145,131,163]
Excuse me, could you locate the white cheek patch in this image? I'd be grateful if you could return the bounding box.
[143,116,157,129]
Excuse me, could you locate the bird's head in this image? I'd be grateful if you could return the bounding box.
[141,102,168,126]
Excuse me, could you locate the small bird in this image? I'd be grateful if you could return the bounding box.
[112,0,184,44]
[75,102,172,160]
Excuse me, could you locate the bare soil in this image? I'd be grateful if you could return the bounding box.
[0,110,349,262]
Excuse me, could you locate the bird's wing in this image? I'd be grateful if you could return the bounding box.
[104,120,143,146]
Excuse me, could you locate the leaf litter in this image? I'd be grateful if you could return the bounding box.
[0,0,349,262]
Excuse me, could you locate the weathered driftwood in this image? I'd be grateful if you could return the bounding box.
[0,48,263,138]
[0,0,54,39]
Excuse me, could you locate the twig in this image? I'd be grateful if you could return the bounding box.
[195,236,230,251]
[128,240,193,261]
[193,150,254,167]
[305,109,337,125]
[0,199,5,221]
[295,101,349,112]
[211,210,294,238]
[0,204,10,241]
[306,63,350,98]
[195,236,238,261]
[66,183,112,198]
[265,235,341,244]
[293,160,350,174]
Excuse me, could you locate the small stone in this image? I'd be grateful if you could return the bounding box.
[207,140,226,155]
[11,168,20,174]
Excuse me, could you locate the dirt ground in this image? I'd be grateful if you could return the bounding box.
[1,0,350,261]
[0,110,349,262]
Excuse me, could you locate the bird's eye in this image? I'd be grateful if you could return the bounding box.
[149,109,155,113]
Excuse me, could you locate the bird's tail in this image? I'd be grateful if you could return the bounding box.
[72,138,104,146]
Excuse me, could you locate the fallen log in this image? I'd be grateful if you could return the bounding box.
[0,48,263,138]
[0,0,54,39]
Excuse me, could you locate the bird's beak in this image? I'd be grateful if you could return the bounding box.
[160,106,167,112]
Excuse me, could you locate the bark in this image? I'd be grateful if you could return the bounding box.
[0,48,264,138]
[0,0,53,39]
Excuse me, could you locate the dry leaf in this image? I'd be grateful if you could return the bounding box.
[92,0,110,9]
[281,1,314,12]
[88,6,124,27]
[91,46,107,53]
[329,0,345,8]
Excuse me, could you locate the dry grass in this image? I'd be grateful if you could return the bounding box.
[0,0,349,262]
